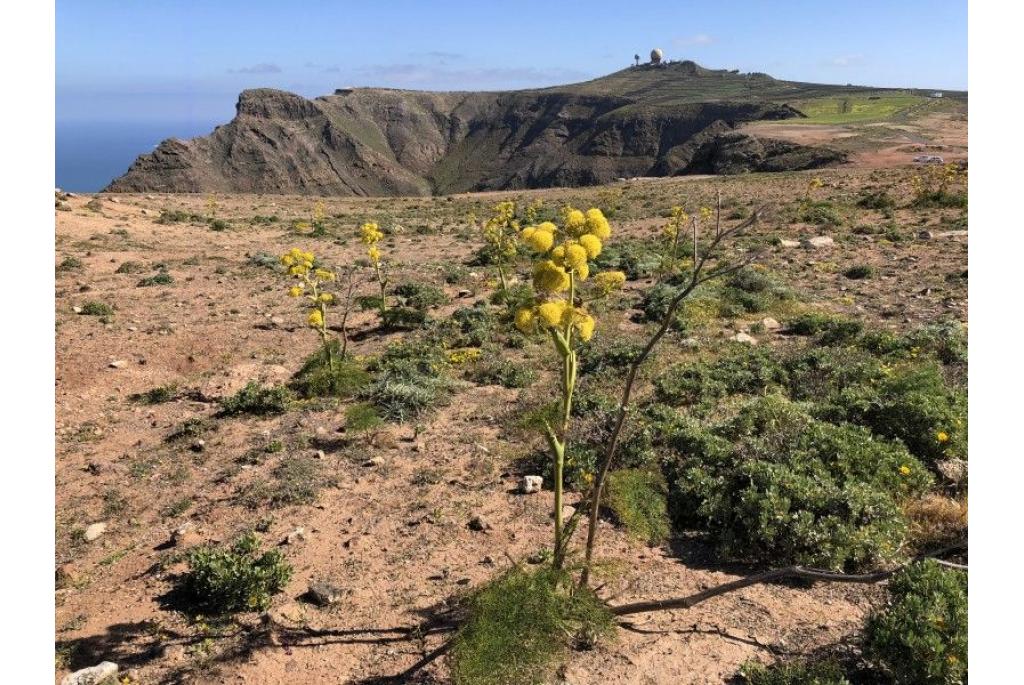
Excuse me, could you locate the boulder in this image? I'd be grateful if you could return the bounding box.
[61,662,118,685]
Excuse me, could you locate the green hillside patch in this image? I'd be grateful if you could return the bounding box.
[791,94,926,124]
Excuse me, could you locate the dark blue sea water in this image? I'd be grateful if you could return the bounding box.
[55,120,219,192]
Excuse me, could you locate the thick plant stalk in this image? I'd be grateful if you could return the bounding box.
[338,269,356,360]
[547,272,577,570]
[578,210,763,587]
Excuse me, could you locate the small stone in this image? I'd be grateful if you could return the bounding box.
[468,515,492,531]
[363,456,385,468]
[61,662,118,685]
[801,236,835,249]
[109,360,128,369]
[72,306,83,314]
[314,450,326,460]
[760,317,781,331]
[457,289,472,298]
[172,522,198,547]
[413,441,426,453]
[190,439,206,453]
[561,505,576,521]
[480,555,496,566]
[729,332,757,345]
[307,581,345,606]
[285,527,307,545]
[918,230,935,240]
[936,458,967,484]
[779,239,801,248]
[83,522,107,541]
[270,316,285,327]
[519,475,543,494]
[680,337,700,349]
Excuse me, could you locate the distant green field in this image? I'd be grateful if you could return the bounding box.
[790,94,927,124]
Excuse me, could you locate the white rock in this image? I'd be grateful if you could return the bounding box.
[363,456,385,467]
[760,317,781,331]
[680,337,700,349]
[83,522,107,541]
[801,236,835,249]
[520,475,543,494]
[109,360,128,369]
[729,332,758,345]
[779,239,801,248]
[61,662,118,685]
[307,581,344,606]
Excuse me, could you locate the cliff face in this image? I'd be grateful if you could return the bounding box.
[106,65,848,196]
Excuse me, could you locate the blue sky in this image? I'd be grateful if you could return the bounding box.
[57,0,966,124]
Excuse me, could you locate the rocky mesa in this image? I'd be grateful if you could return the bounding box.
[106,61,851,196]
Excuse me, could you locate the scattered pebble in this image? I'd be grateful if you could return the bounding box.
[519,475,543,494]
[729,332,757,345]
[468,515,492,531]
[61,661,118,685]
[307,581,345,606]
[83,522,107,542]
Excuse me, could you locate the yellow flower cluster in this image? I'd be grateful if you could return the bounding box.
[448,347,482,364]
[280,248,336,331]
[661,206,688,240]
[359,221,384,245]
[514,206,623,345]
[482,201,520,262]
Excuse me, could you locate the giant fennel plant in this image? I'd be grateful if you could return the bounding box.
[514,206,625,569]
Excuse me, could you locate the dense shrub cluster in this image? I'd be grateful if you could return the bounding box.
[664,396,932,569]
[865,560,967,684]
[290,341,371,399]
[604,469,670,544]
[361,340,458,421]
[450,568,613,685]
[220,382,292,416]
[180,534,292,613]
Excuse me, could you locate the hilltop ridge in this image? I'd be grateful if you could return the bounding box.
[106,61,932,196]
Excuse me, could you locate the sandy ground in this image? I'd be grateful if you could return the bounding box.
[55,167,966,684]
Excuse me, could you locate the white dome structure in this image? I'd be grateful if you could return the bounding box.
[650,48,663,64]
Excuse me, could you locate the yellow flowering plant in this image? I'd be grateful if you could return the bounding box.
[281,247,338,368]
[480,201,520,299]
[659,206,689,278]
[359,221,388,320]
[513,205,624,569]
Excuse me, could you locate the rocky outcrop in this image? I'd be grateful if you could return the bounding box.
[107,68,847,196]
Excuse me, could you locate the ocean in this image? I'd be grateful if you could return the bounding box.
[55,120,219,193]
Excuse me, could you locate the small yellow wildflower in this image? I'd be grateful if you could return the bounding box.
[315,268,335,281]
[359,221,383,244]
[937,431,950,443]
[524,227,555,253]
[564,243,589,272]
[584,208,610,239]
[575,313,596,341]
[699,206,713,223]
[288,285,303,298]
[899,465,911,476]
[538,300,568,327]
[563,208,587,236]
[578,233,602,259]
[515,307,535,333]
[594,270,626,293]
[307,309,324,328]
[575,262,590,280]
[533,260,571,293]
[318,293,334,303]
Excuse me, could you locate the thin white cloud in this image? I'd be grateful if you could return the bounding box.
[827,54,865,67]
[673,34,714,47]
[353,64,591,90]
[229,63,282,75]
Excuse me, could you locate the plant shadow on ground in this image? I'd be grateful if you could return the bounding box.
[57,595,459,685]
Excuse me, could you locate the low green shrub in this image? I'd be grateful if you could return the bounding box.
[739,658,850,685]
[655,345,787,408]
[864,560,967,685]
[290,342,370,399]
[843,264,874,279]
[344,402,383,433]
[857,189,897,210]
[579,339,644,376]
[593,237,664,280]
[392,281,449,311]
[362,341,458,421]
[786,313,863,344]
[664,396,932,569]
[800,201,844,226]
[220,382,291,416]
[604,469,670,544]
[137,271,174,287]
[179,534,292,613]
[238,456,331,508]
[130,384,178,405]
[450,567,614,685]
[469,357,537,389]
[825,363,967,468]
[79,301,114,316]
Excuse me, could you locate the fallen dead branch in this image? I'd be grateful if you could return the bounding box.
[608,541,967,618]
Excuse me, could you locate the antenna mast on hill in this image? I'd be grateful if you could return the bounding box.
[634,54,640,67]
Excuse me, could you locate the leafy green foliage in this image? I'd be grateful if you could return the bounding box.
[79,301,114,316]
[843,264,874,280]
[179,534,292,613]
[664,396,932,569]
[238,456,331,509]
[865,560,967,684]
[604,469,670,544]
[291,341,370,399]
[361,340,458,421]
[450,568,614,685]
[739,658,850,685]
[344,402,383,433]
[220,382,292,416]
[137,271,174,287]
[655,345,787,407]
[593,237,663,280]
[130,384,178,405]
[468,357,537,388]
